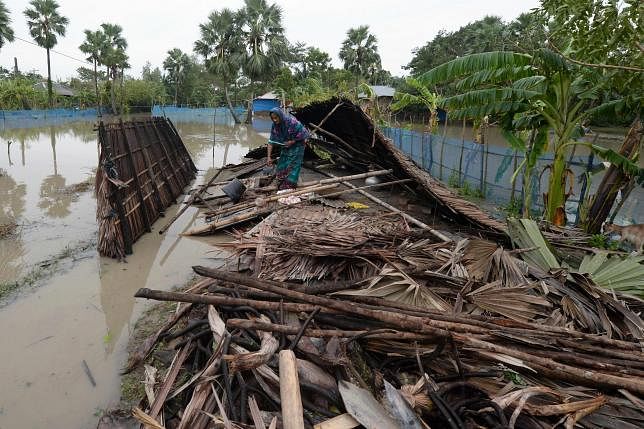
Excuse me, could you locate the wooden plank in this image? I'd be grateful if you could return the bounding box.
[279,350,304,429]
[155,117,192,185]
[119,118,152,232]
[313,414,359,429]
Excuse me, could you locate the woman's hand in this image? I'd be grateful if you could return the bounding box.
[284,140,295,148]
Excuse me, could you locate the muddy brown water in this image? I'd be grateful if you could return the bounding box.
[0,119,265,429]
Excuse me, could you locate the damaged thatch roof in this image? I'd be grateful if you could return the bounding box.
[293,98,507,233]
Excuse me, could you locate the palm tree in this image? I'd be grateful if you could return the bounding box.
[0,0,15,50]
[23,0,69,108]
[238,0,289,123]
[79,29,106,115]
[163,48,190,106]
[194,8,242,123]
[339,25,381,85]
[100,23,127,115]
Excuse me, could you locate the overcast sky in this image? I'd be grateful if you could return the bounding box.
[1,0,540,81]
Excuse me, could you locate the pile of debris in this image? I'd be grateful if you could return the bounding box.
[128,199,644,428]
[118,98,643,428]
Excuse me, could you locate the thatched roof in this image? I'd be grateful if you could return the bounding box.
[293,98,506,233]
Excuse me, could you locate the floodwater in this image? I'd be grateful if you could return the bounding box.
[0,118,265,429]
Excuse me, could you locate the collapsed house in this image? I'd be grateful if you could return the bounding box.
[103,99,643,429]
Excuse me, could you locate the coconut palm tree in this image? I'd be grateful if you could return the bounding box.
[339,25,381,85]
[0,1,15,50]
[163,48,190,106]
[23,0,68,108]
[100,23,127,115]
[79,29,106,115]
[237,0,289,123]
[194,8,242,123]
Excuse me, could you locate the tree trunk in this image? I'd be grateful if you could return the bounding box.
[93,60,101,116]
[120,67,125,113]
[224,85,241,124]
[110,67,117,115]
[582,116,642,233]
[46,48,53,109]
[174,81,178,106]
[245,82,254,125]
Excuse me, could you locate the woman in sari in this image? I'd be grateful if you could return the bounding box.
[267,107,311,190]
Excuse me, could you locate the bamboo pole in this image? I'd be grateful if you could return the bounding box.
[226,319,431,340]
[279,350,305,429]
[186,267,644,394]
[198,169,393,197]
[314,170,451,242]
[204,183,339,217]
[187,179,414,236]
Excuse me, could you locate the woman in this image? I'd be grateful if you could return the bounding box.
[267,107,310,190]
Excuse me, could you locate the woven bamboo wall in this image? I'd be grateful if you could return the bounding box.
[96,117,197,258]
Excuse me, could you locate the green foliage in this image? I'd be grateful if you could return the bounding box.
[23,0,68,107]
[339,25,382,84]
[588,234,619,251]
[0,0,15,49]
[406,14,546,75]
[23,0,68,50]
[163,48,191,104]
[501,197,522,218]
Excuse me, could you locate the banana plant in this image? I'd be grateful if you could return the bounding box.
[419,50,641,225]
[391,77,442,132]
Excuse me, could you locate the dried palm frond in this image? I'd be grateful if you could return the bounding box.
[437,239,468,278]
[400,378,433,412]
[463,239,529,287]
[466,281,552,322]
[336,264,450,311]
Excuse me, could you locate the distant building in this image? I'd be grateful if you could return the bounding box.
[33,81,76,97]
[358,85,395,101]
[252,91,281,113]
[358,85,396,112]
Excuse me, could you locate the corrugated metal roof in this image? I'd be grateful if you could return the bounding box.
[358,85,395,99]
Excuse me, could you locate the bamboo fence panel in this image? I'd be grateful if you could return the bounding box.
[96,117,197,258]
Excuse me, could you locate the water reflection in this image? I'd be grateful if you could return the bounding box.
[0,172,26,223]
[0,172,27,284]
[39,175,72,218]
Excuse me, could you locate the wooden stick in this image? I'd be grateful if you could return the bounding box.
[226,319,431,340]
[190,266,644,394]
[134,287,340,314]
[315,169,451,242]
[279,350,305,429]
[204,183,338,217]
[199,169,394,199]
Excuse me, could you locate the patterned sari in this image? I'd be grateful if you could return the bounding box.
[269,107,310,190]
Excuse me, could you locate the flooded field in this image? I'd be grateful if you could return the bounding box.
[0,118,265,429]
